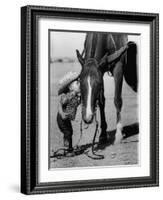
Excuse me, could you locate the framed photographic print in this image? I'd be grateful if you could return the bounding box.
[21,5,159,194]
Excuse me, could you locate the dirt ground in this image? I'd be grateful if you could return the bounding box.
[49,62,139,169]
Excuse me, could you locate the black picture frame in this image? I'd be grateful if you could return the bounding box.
[21,5,159,194]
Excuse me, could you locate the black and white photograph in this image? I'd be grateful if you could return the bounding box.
[49,30,139,169]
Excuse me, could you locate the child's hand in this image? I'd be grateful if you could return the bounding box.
[61,112,69,119]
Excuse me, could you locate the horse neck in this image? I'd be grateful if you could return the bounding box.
[83,33,128,63]
[84,33,107,62]
[112,34,128,50]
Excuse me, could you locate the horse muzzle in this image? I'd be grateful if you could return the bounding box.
[83,114,94,124]
[82,102,98,124]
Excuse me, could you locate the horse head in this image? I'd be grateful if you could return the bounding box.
[76,50,107,124]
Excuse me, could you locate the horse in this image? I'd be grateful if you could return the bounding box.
[76,32,137,144]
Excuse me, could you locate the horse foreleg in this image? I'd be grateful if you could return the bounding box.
[113,61,123,144]
[98,90,108,144]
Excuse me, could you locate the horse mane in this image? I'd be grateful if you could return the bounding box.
[85,58,98,66]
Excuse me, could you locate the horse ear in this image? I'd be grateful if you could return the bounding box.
[76,49,84,66]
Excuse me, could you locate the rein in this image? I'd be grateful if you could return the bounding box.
[82,101,104,160]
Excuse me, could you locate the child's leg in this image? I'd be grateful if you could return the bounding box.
[57,113,73,151]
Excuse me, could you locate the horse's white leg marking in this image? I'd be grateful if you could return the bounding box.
[113,61,123,144]
[114,120,123,144]
[86,76,92,119]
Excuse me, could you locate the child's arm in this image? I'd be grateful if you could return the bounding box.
[58,101,67,119]
[60,93,69,105]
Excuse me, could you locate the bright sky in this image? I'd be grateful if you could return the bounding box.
[50,31,86,58]
[50,31,140,58]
